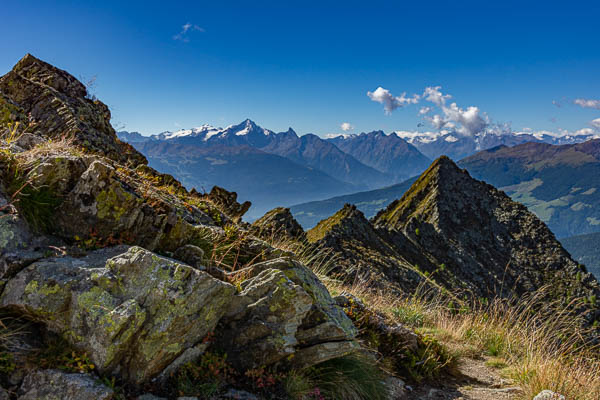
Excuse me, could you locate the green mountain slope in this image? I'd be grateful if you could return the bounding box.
[561,232,600,279]
[459,140,600,238]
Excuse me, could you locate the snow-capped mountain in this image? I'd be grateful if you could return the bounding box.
[119,119,392,189]
[143,119,275,148]
[394,130,600,160]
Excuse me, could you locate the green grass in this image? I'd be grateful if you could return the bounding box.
[485,357,508,369]
[292,353,388,400]
[9,179,62,233]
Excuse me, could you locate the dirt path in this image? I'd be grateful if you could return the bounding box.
[404,357,521,400]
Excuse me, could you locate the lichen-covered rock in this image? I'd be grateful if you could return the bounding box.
[14,132,46,150]
[18,369,113,400]
[173,244,206,270]
[219,257,357,369]
[137,394,167,400]
[1,246,236,384]
[28,156,216,252]
[0,191,57,281]
[335,293,419,353]
[221,268,314,367]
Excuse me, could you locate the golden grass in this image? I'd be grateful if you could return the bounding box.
[323,278,600,400]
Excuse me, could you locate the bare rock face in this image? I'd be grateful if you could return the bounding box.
[18,369,114,400]
[200,186,251,223]
[1,246,236,384]
[217,257,358,370]
[251,207,306,242]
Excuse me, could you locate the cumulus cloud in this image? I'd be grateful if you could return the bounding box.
[419,106,432,115]
[423,86,451,106]
[591,118,600,129]
[367,87,420,114]
[574,98,600,110]
[173,22,205,42]
[442,103,488,136]
[428,114,450,130]
[340,122,353,131]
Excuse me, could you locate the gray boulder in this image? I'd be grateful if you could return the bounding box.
[533,390,566,400]
[18,369,113,400]
[219,257,358,369]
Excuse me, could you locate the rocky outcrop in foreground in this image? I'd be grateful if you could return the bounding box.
[0,55,361,398]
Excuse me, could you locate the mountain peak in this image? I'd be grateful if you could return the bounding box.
[243,118,257,127]
[10,53,88,99]
[373,156,473,229]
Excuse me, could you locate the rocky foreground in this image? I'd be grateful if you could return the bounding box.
[0,55,597,399]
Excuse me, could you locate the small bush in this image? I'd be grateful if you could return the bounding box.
[0,352,15,374]
[300,353,388,400]
[8,178,61,232]
[30,334,95,374]
[175,352,233,397]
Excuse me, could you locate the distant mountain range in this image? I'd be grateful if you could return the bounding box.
[119,120,425,217]
[134,141,356,217]
[119,120,597,219]
[326,131,431,181]
[393,130,599,160]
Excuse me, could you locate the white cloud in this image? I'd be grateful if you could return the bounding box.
[590,118,600,129]
[423,86,451,106]
[442,103,488,136]
[576,128,595,135]
[325,133,352,139]
[173,22,205,42]
[419,106,432,115]
[428,114,450,130]
[367,87,420,114]
[574,98,600,110]
[340,122,353,131]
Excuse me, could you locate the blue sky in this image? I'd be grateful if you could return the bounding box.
[1,0,599,137]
